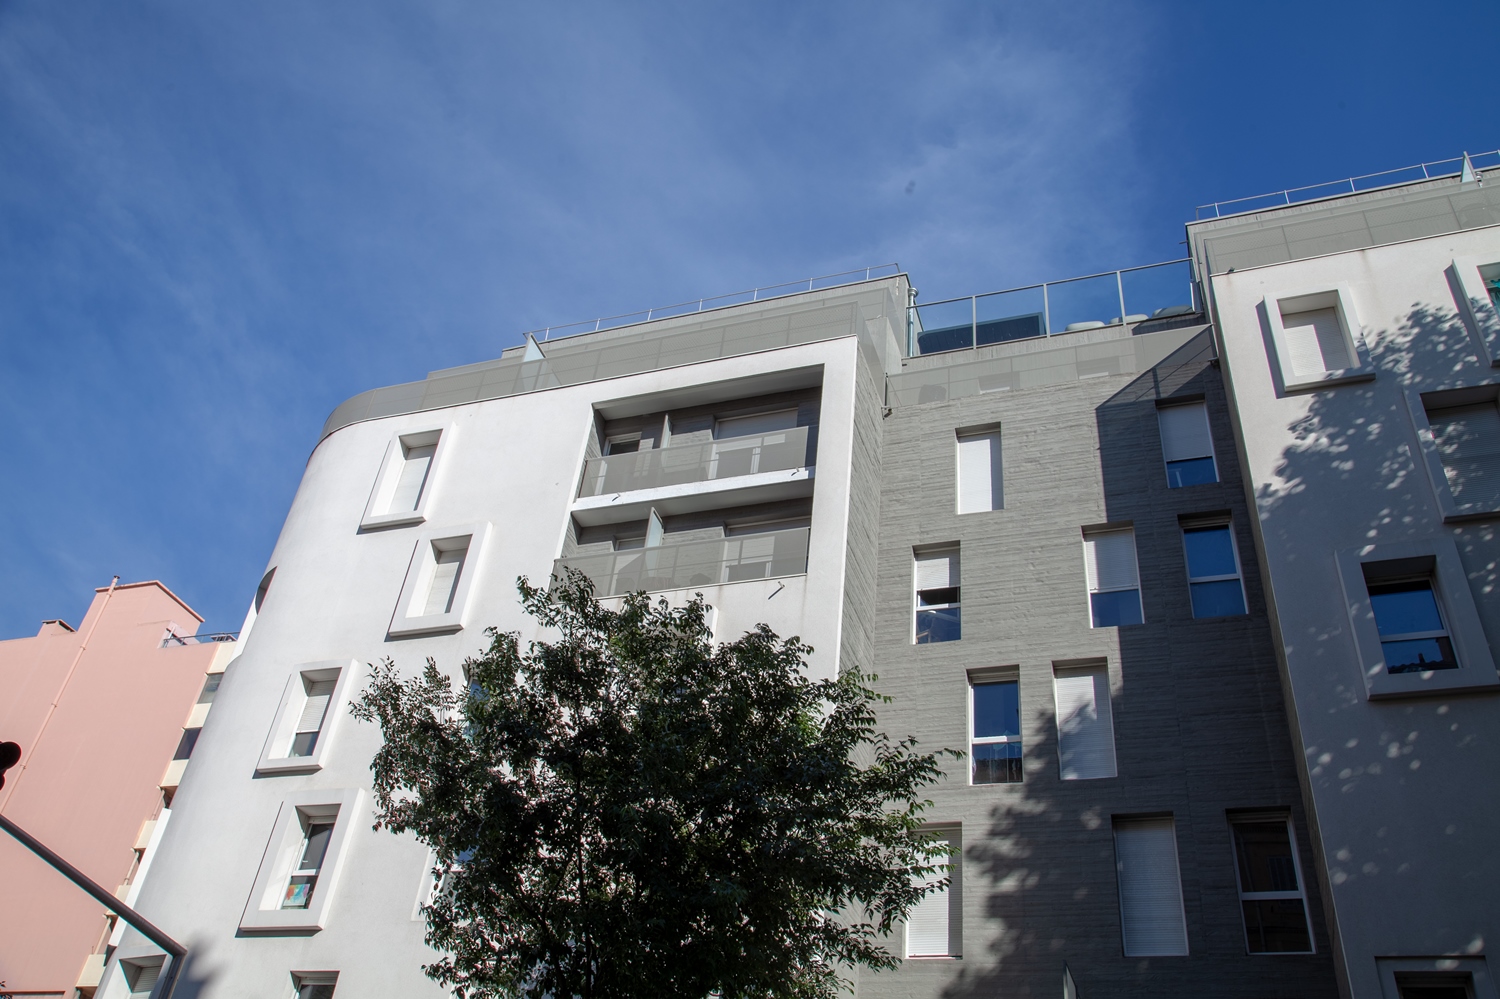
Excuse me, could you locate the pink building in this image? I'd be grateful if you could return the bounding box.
[0,580,235,998]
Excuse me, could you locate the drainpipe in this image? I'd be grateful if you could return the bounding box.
[0,575,119,811]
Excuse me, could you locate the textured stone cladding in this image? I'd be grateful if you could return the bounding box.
[855,331,1339,998]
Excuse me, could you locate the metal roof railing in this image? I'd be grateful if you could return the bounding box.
[908,258,1199,357]
[162,631,239,647]
[520,264,901,345]
[1195,149,1500,221]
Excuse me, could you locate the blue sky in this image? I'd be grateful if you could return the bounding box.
[1,0,1492,636]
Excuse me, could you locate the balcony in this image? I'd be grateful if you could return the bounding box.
[554,526,810,597]
[571,427,815,526]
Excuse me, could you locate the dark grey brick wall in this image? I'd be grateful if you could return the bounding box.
[854,330,1338,999]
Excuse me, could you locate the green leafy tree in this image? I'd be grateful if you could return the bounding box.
[353,572,955,999]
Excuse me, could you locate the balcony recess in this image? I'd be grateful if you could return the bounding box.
[555,526,810,597]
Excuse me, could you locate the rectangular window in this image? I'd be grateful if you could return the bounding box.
[1395,974,1475,999]
[282,813,337,910]
[1157,402,1217,488]
[1114,816,1188,957]
[914,547,961,644]
[715,409,798,440]
[1363,566,1458,674]
[389,523,489,637]
[1230,815,1313,954]
[1054,663,1116,780]
[290,676,338,757]
[293,973,339,999]
[956,427,1003,513]
[172,727,201,761]
[1279,303,1352,376]
[123,959,163,998]
[1424,398,1500,512]
[906,828,960,958]
[1083,528,1142,627]
[361,426,448,528]
[196,672,223,704]
[970,679,1021,784]
[604,435,641,455]
[1182,521,1247,618]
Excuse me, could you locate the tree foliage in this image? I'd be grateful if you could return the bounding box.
[353,572,954,999]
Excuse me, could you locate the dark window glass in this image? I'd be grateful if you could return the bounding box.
[973,682,1020,739]
[1190,579,1248,618]
[1166,456,1217,488]
[605,438,640,455]
[1368,580,1458,672]
[1240,899,1314,954]
[1231,819,1312,954]
[972,742,1023,784]
[289,731,319,757]
[172,728,201,761]
[298,986,337,999]
[197,673,222,704]
[1184,526,1239,577]
[915,607,961,643]
[1397,975,1473,999]
[918,587,959,607]
[1090,589,1143,627]
[1233,821,1300,893]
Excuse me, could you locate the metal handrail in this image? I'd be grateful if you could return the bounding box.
[1195,149,1500,221]
[162,631,238,648]
[555,526,811,597]
[908,258,1198,356]
[520,264,901,345]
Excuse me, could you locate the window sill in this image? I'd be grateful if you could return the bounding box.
[1277,365,1376,395]
[255,757,323,776]
[358,510,427,531]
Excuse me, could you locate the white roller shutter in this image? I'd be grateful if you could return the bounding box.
[906,831,959,957]
[915,549,961,591]
[1114,818,1188,956]
[391,443,436,512]
[1157,404,1213,463]
[1054,667,1117,780]
[1281,307,1351,376]
[424,546,467,616]
[297,677,338,733]
[956,431,1002,514]
[1428,402,1500,507]
[1082,530,1138,593]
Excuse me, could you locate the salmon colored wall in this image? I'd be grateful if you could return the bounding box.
[0,581,220,994]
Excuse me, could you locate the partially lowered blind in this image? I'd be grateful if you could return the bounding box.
[956,431,1002,514]
[1115,818,1188,956]
[906,831,958,957]
[424,546,467,616]
[1428,402,1500,508]
[915,549,960,592]
[1054,667,1117,780]
[1157,404,1213,462]
[297,677,337,733]
[1280,307,1351,376]
[129,962,162,997]
[391,443,437,512]
[1083,530,1138,593]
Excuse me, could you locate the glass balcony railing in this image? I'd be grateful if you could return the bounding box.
[577,426,813,498]
[554,526,811,596]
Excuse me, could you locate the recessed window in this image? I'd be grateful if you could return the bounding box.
[1364,574,1457,674]
[172,727,201,761]
[389,524,489,637]
[914,547,961,644]
[604,435,641,455]
[292,972,339,999]
[1424,396,1500,512]
[906,828,961,958]
[969,679,1021,784]
[1083,527,1142,627]
[240,788,362,932]
[1230,815,1313,954]
[1157,402,1217,488]
[1182,521,1247,618]
[360,426,450,529]
[956,426,1002,514]
[714,409,797,439]
[1395,974,1475,999]
[282,814,336,910]
[196,672,222,704]
[255,567,276,613]
[1263,287,1371,392]
[257,662,354,776]
[1114,816,1188,957]
[1054,662,1116,780]
[122,958,163,997]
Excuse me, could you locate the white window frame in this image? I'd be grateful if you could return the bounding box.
[1181,516,1248,619]
[1227,813,1314,955]
[1156,400,1218,487]
[955,423,1003,514]
[240,788,362,933]
[912,545,961,644]
[360,424,453,529]
[1449,257,1500,368]
[388,522,491,638]
[291,971,340,999]
[1334,537,1499,699]
[966,667,1021,786]
[256,661,357,776]
[1082,525,1143,628]
[1404,381,1500,521]
[1261,285,1374,394]
[904,826,961,959]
